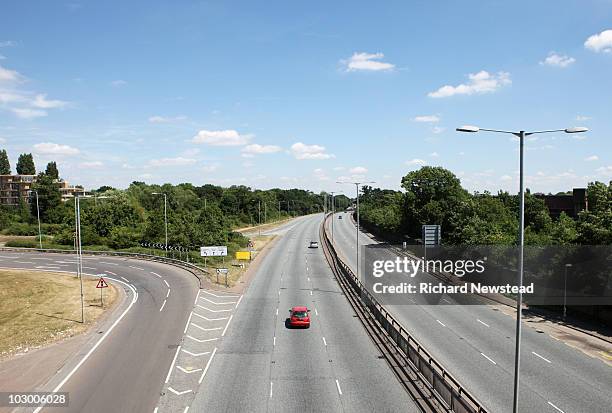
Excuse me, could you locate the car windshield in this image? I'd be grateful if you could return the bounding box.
[292,311,308,318]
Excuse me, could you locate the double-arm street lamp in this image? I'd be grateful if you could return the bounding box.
[337,181,374,280]
[456,124,588,413]
[30,190,43,250]
[152,192,169,255]
[329,191,343,245]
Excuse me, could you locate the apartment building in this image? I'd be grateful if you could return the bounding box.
[0,174,86,206]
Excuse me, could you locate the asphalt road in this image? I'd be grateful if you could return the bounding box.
[0,252,199,413]
[330,212,612,413]
[190,213,418,412]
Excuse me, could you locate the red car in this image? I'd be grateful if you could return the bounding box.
[288,306,311,328]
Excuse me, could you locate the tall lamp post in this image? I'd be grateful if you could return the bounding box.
[456,124,587,413]
[31,190,43,249]
[563,263,572,321]
[152,192,168,256]
[337,181,374,279]
[329,191,343,245]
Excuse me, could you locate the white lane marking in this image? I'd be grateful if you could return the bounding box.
[30,257,52,261]
[322,337,327,346]
[222,314,233,337]
[163,279,170,288]
[121,276,129,283]
[105,271,117,276]
[151,271,162,278]
[192,312,228,321]
[165,345,182,383]
[167,387,192,396]
[477,319,490,328]
[200,289,239,298]
[335,379,342,395]
[14,261,34,264]
[307,277,310,282]
[270,381,274,398]
[441,298,452,304]
[278,290,281,296]
[35,266,61,269]
[82,266,97,270]
[314,308,318,316]
[166,289,171,298]
[194,289,201,305]
[191,322,222,332]
[436,320,446,327]
[276,308,279,316]
[33,276,138,413]
[177,366,202,374]
[235,295,243,309]
[196,305,232,313]
[153,408,158,413]
[183,312,194,334]
[183,407,189,413]
[198,347,218,384]
[310,290,313,296]
[273,336,276,347]
[100,261,118,266]
[200,296,236,305]
[159,300,167,312]
[181,349,210,357]
[129,265,145,270]
[548,401,565,413]
[480,353,497,365]
[532,351,552,363]
[187,335,219,343]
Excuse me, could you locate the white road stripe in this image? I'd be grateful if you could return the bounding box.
[322,337,327,346]
[548,401,565,413]
[198,347,218,384]
[183,407,189,413]
[436,320,446,327]
[177,366,202,374]
[477,319,490,327]
[165,345,182,383]
[315,308,318,316]
[200,289,239,298]
[100,261,118,266]
[129,265,145,270]
[106,271,117,276]
[194,289,201,305]
[191,322,222,332]
[532,351,552,363]
[235,295,243,309]
[197,305,232,313]
[200,297,236,305]
[159,300,167,312]
[166,289,170,298]
[273,336,276,347]
[192,312,228,321]
[32,277,138,413]
[480,353,497,365]
[310,290,313,296]
[222,315,233,337]
[183,312,194,334]
[35,266,61,269]
[335,379,343,395]
[276,308,279,316]
[181,349,210,357]
[187,335,219,343]
[270,381,273,398]
[151,271,162,278]
[14,261,33,264]
[121,276,129,283]
[163,279,170,287]
[167,387,191,396]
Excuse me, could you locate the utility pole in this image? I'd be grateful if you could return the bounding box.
[152,192,168,256]
[75,196,85,324]
[33,190,42,249]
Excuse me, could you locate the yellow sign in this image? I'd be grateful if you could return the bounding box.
[235,251,251,260]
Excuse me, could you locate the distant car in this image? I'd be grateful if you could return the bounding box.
[288,306,311,328]
[309,241,319,248]
[338,215,342,219]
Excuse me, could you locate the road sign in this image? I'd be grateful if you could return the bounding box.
[200,246,228,257]
[422,225,441,247]
[235,251,251,260]
[216,268,229,274]
[96,277,109,288]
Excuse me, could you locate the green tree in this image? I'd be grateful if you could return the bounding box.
[31,173,62,221]
[16,153,36,175]
[0,149,11,174]
[45,161,59,179]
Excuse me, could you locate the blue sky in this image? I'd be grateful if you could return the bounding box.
[0,0,611,194]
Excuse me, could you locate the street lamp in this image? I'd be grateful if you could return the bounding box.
[337,181,375,280]
[456,124,587,413]
[152,192,168,255]
[31,190,43,249]
[329,191,343,246]
[563,263,572,321]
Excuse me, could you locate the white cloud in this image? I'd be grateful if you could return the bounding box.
[500,175,512,182]
[333,166,345,171]
[585,29,612,53]
[413,115,440,123]
[148,157,196,167]
[540,52,575,68]
[0,41,17,48]
[405,158,426,166]
[313,168,329,181]
[148,115,187,123]
[12,108,47,119]
[576,115,591,121]
[79,161,104,168]
[241,143,282,156]
[596,165,612,178]
[0,137,6,143]
[428,70,511,98]
[0,64,24,83]
[429,152,439,157]
[192,129,252,146]
[290,142,335,160]
[31,94,68,109]
[584,155,599,162]
[342,52,395,72]
[349,166,368,174]
[202,165,218,173]
[110,79,127,87]
[432,126,445,134]
[33,142,80,155]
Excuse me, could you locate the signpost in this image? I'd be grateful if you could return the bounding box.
[201,246,228,267]
[96,276,109,308]
[235,251,251,261]
[216,268,229,286]
[421,224,441,262]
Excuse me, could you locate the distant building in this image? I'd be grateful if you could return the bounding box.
[536,188,588,219]
[0,174,86,206]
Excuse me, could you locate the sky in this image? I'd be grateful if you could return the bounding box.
[0,0,611,195]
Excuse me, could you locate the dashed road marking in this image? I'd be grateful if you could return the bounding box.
[105,271,117,276]
[198,347,218,384]
[480,353,497,365]
[276,308,278,316]
[183,312,194,334]
[163,279,170,288]
[197,305,232,313]
[322,337,327,346]
[477,319,490,328]
[165,345,182,383]
[235,295,243,309]
[167,387,192,396]
[121,276,129,283]
[532,351,551,363]
[181,349,210,357]
[187,335,219,343]
[270,382,273,398]
[315,308,318,316]
[273,336,276,347]
[191,323,222,332]
[166,289,170,298]
[335,379,343,395]
[200,297,236,305]
[192,312,228,321]
[129,265,145,270]
[151,272,162,278]
[200,290,239,298]
[100,261,118,266]
[436,320,446,327]
[547,401,565,413]
[177,366,202,374]
[222,315,233,337]
[159,300,167,312]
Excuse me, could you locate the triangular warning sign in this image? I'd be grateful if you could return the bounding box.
[96,277,109,288]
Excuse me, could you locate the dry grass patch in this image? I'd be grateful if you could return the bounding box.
[0,269,118,359]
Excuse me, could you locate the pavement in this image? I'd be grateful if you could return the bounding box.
[0,252,199,413]
[330,211,612,413]
[189,213,418,412]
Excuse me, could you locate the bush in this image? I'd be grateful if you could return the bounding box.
[108,226,139,249]
[2,223,38,236]
[5,239,38,248]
